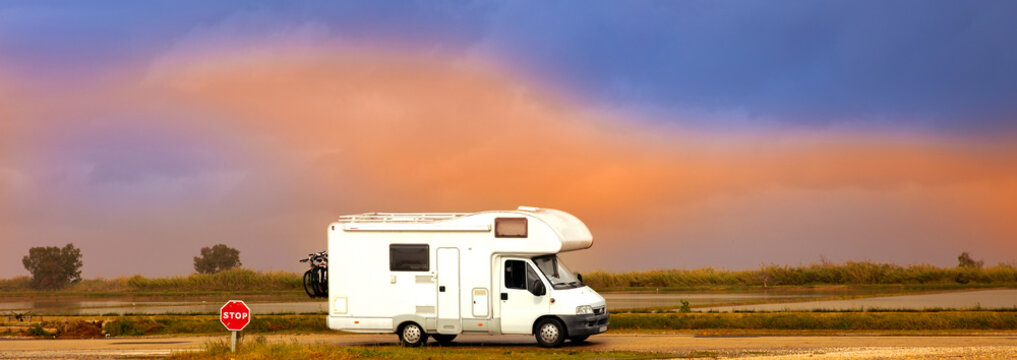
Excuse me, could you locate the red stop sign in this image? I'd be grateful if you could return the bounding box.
[220,300,251,331]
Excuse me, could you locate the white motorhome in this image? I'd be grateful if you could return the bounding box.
[326,206,608,347]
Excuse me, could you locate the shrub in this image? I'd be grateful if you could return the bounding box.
[21,244,83,290]
[194,244,242,274]
[582,261,1017,289]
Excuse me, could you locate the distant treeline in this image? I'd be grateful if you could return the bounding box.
[0,268,302,293]
[3,262,1017,293]
[582,262,1017,289]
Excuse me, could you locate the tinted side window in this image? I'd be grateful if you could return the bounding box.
[505,260,526,289]
[390,244,429,271]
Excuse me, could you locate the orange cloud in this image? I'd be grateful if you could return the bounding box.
[147,51,1014,198]
[135,48,1017,266]
[4,48,1015,276]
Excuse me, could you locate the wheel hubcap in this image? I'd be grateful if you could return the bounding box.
[404,325,421,343]
[540,323,559,343]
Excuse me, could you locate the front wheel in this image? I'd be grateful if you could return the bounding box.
[535,318,566,348]
[399,322,428,347]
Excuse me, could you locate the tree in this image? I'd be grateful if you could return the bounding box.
[193,244,242,274]
[22,243,83,289]
[957,252,984,269]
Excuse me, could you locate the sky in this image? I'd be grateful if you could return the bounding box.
[1,1,1016,278]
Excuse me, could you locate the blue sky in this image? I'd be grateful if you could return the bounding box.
[3,1,1017,277]
[3,1,1016,131]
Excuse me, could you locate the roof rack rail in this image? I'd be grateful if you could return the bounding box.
[337,212,471,224]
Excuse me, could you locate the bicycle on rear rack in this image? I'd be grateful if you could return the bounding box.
[299,251,328,298]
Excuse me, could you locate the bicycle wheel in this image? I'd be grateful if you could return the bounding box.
[303,269,317,297]
[313,266,328,297]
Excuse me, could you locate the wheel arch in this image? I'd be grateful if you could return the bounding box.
[531,315,566,335]
[396,320,421,334]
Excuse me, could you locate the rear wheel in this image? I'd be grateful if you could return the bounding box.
[398,322,428,347]
[313,266,328,297]
[302,269,316,297]
[534,318,566,348]
[432,334,456,345]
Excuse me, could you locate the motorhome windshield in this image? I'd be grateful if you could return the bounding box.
[532,255,583,290]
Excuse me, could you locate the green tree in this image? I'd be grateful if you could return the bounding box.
[957,252,984,269]
[193,244,242,274]
[22,243,83,289]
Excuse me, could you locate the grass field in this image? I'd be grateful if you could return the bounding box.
[613,311,1017,331]
[3,262,1017,296]
[0,269,302,296]
[166,339,684,360]
[6,310,1017,339]
[582,262,1017,290]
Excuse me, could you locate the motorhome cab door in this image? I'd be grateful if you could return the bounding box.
[499,258,550,334]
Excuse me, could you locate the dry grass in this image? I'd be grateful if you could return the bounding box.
[583,262,1017,289]
[0,268,302,294]
[167,337,682,360]
[611,311,1017,331]
[14,311,1016,339]
[3,261,1016,295]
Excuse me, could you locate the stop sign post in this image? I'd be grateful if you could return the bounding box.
[220,300,251,352]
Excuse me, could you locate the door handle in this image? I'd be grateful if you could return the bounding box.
[439,286,446,292]
[501,293,508,300]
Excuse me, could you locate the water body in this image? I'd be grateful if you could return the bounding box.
[0,292,816,314]
[698,289,1017,312]
[3,290,1014,315]
[0,300,328,315]
[600,292,823,310]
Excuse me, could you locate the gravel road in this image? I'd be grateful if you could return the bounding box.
[2,333,1016,359]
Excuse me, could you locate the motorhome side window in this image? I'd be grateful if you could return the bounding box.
[389,244,429,271]
[504,260,542,292]
[495,217,527,238]
[505,260,526,289]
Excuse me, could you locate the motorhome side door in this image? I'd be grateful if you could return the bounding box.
[436,247,461,334]
[499,258,550,334]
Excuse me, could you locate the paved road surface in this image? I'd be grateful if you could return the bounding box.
[6,290,1017,315]
[701,289,1017,312]
[2,333,1016,359]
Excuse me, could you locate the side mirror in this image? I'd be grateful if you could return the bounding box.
[576,273,583,283]
[530,279,546,296]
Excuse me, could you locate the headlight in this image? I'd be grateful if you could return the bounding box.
[576,305,593,315]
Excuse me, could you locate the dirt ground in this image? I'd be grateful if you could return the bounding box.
[2,333,1017,359]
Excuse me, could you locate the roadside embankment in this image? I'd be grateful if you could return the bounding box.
[5,311,1017,339]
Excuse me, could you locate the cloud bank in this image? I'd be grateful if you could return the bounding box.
[5,44,1014,277]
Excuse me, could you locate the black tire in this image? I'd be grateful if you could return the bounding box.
[570,335,589,343]
[302,269,316,297]
[313,266,328,297]
[398,322,428,347]
[432,334,456,345]
[534,318,566,348]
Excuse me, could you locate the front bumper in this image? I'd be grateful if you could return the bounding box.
[559,308,609,337]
